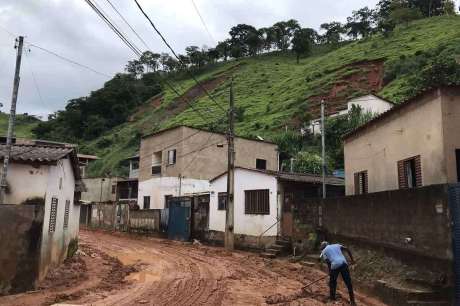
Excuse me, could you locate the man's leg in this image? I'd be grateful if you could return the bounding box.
[329,268,340,300]
[340,264,356,304]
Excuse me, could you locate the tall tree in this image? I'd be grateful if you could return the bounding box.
[346,7,375,39]
[125,60,144,78]
[216,40,231,61]
[291,28,316,63]
[320,22,346,45]
[229,24,258,57]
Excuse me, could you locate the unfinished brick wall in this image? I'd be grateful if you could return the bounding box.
[0,204,44,295]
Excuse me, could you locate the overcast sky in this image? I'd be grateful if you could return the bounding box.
[0,0,456,118]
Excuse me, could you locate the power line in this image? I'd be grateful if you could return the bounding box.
[191,0,217,45]
[84,0,143,57]
[27,42,111,78]
[105,0,151,50]
[23,51,48,113]
[133,0,227,114]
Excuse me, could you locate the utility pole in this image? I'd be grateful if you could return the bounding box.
[321,99,326,199]
[0,36,24,204]
[225,77,235,250]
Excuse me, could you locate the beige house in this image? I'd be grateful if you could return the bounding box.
[138,125,279,209]
[344,86,460,195]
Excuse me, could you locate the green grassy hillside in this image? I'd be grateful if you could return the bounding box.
[8,16,460,176]
[0,113,40,139]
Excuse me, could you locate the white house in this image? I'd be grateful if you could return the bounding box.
[0,139,82,285]
[308,94,395,135]
[209,167,279,246]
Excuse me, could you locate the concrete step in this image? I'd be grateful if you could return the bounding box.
[275,240,292,248]
[265,248,281,255]
[407,301,450,305]
[270,244,288,251]
[260,252,276,259]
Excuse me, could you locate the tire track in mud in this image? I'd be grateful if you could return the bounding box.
[77,230,386,306]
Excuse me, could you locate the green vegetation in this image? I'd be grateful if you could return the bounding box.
[5,15,460,176]
[0,113,40,138]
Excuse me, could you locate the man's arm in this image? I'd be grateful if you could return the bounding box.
[341,246,355,264]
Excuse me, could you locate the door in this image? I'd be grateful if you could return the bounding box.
[192,195,210,240]
[168,197,192,241]
[282,191,294,237]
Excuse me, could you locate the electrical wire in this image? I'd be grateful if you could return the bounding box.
[84,0,143,57]
[190,0,217,45]
[105,0,151,50]
[133,0,227,114]
[23,51,48,114]
[27,42,111,78]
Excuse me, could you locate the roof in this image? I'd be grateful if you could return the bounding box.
[210,167,344,186]
[142,125,276,145]
[77,153,99,160]
[343,86,457,141]
[0,142,81,179]
[348,93,397,106]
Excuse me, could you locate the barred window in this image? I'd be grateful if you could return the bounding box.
[245,189,270,215]
[49,197,58,233]
[63,200,70,229]
[218,192,227,210]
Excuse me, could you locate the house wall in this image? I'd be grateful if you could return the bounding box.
[138,177,210,209]
[3,163,49,204]
[81,177,117,203]
[347,94,394,114]
[344,90,446,195]
[441,87,460,183]
[0,204,44,294]
[39,158,79,280]
[139,126,278,182]
[209,169,278,237]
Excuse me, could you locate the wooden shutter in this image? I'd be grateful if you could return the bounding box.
[354,172,359,195]
[397,160,407,189]
[414,155,422,187]
[363,171,368,194]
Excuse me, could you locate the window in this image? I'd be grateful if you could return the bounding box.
[63,200,70,229]
[456,149,460,183]
[245,189,270,215]
[152,151,162,176]
[397,155,422,189]
[131,160,139,170]
[218,192,227,210]
[152,165,161,175]
[168,149,176,165]
[256,159,267,170]
[49,197,58,233]
[111,185,116,194]
[144,196,150,209]
[353,171,368,195]
[59,177,63,190]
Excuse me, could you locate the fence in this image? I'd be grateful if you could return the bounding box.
[83,203,161,234]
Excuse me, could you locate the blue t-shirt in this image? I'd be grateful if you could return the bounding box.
[320,244,347,270]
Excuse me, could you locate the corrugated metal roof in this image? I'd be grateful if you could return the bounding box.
[0,144,74,163]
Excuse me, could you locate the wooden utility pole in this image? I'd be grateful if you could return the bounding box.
[0,36,24,204]
[225,77,235,250]
[321,99,326,199]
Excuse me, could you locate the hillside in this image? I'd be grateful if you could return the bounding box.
[0,113,40,139]
[5,16,460,176]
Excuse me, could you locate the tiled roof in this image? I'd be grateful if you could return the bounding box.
[0,144,74,163]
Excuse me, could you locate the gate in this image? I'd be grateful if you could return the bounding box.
[448,183,460,304]
[168,197,192,241]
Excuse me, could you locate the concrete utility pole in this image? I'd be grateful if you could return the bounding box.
[321,99,326,199]
[225,77,235,250]
[0,36,24,204]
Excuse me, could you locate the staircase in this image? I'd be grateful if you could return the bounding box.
[260,237,292,259]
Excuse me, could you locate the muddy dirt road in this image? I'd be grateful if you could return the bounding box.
[0,230,386,306]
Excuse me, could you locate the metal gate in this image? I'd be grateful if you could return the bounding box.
[448,183,460,304]
[168,197,192,241]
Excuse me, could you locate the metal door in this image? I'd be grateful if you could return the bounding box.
[168,197,191,241]
[448,183,460,304]
[282,192,294,237]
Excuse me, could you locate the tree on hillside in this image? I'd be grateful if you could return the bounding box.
[389,0,424,26]
[272,19,300,51]
[229,24,258,57]
[125,60,144,78]
[346,7,376,39]
[259,27,277,51]
[216,40,231,61]
[139,51,161,72]
[320,22,346,45]
[291,28,316,63]
[207,48,220,64]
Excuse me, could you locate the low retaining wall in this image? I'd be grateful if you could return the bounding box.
[0,205,44,295]
[206,230,276,250]
[129,209,161,233]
